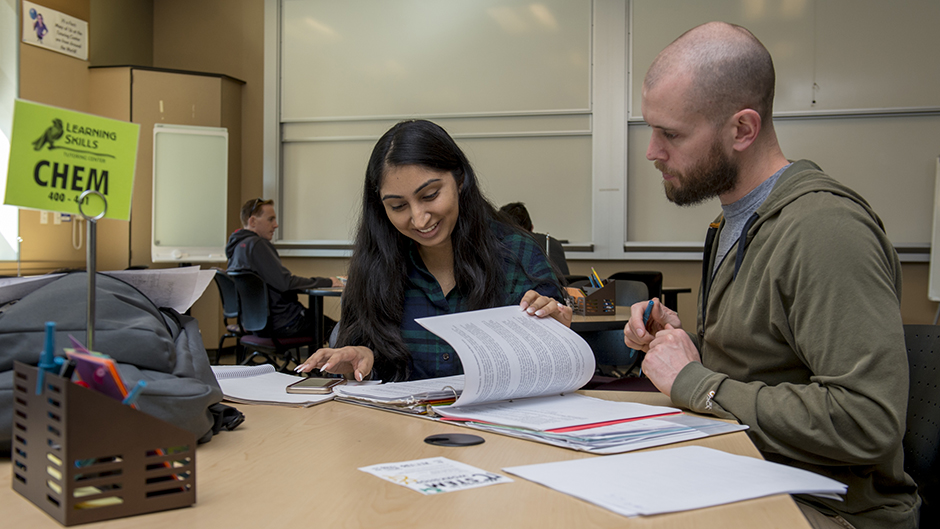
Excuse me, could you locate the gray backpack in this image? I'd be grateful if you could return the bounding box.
[0,272,226,453]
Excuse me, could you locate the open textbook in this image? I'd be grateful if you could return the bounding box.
[334,306,746,453]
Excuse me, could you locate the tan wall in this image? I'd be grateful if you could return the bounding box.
[153,0,265,203]
[88,0,153,67]
[11,0,129,275]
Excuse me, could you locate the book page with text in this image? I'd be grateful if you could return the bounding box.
[416,306,594,407]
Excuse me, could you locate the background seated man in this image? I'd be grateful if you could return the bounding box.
[499,201,569,276]
[226,198,342,338]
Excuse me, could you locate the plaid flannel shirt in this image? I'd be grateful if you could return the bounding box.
[396,223,561,380]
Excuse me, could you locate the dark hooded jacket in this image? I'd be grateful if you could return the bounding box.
[225,229,331,332]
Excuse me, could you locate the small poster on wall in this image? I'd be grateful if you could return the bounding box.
[21,0,88,61]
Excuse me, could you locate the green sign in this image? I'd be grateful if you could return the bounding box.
[4,99,139,221]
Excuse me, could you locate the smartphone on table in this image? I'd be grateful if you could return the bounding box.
[286,377,345,394]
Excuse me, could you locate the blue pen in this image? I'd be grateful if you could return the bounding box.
[632,300,655,377]
[122,380,148,407]
[642,299,655,325]
[36,322,57,395]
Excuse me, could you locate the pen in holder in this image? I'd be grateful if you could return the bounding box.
[566,280,617,316]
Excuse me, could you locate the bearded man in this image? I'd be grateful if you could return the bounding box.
[623,22,920,529]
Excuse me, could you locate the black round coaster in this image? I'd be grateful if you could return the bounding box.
[424,433,485,447]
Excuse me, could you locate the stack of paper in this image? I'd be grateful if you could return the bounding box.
[453,411,747,454]
[334,307,747,453]
[334,375,463,414]
[504,446,847,516]
[211,365,334,407]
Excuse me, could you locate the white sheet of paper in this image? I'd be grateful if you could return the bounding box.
[0,274,64,305]
[503,445,846,517]
[359,457,512,495]
[435,393,679,431]
[0,267,213,313]
[211,365,333,407]
[415,306,595,407]
[106,266,214,313]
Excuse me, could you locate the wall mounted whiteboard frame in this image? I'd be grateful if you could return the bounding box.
[929,157,940,302]
[265,0,940,261]
[0,0,20,263]
[263,0,627,261]
[152,124,228,263]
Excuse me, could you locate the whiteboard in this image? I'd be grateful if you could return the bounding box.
[152,124,228,263]
[930,158,940,301]
[628,115,940,243]
[280,0,591,119]
[269,0,940,255]
[630,0,940,117]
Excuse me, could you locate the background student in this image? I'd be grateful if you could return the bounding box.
[226,198,342,338]
[499,201,570,276]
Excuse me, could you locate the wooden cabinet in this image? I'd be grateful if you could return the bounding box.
[89,66,243,350]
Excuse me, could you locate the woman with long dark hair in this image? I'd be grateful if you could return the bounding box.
[297,120,570,381]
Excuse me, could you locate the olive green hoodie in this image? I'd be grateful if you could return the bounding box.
[671,160,919,528]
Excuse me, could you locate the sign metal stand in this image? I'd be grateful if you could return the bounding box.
[78,190,106,350]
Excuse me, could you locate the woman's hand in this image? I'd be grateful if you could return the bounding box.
[519,290,573,327]
[295,345,374,381]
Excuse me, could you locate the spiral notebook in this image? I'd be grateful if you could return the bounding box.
[211,364,334,407]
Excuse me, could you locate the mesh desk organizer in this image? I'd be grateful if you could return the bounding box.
[11,362,196,525]
[566,280,617,316]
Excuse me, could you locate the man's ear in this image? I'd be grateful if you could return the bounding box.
[730,109,761,152]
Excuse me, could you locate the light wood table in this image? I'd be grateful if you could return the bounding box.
[2,391,810,528]
[570,306,631,333]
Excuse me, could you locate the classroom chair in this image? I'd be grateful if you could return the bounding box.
[577,279,648,380]
[227,270,319,372]
[563,274,589,286]
[607,271,663,305]
[211,269,243,364]
[902,324,940,527]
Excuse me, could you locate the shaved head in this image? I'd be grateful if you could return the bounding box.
[645,22,775,127]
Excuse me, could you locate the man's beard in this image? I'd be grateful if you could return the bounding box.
[656,141,738,206]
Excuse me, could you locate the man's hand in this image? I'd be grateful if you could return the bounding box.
[641,324,701,397]
[623,299,681,351]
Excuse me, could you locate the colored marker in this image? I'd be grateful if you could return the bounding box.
[122,380,147,407]
[36,322,57,395]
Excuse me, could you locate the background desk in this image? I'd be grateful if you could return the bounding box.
[303,286,343,347]
[570,306,630,333]
[1,391,810,528]
[662,287,693,312]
